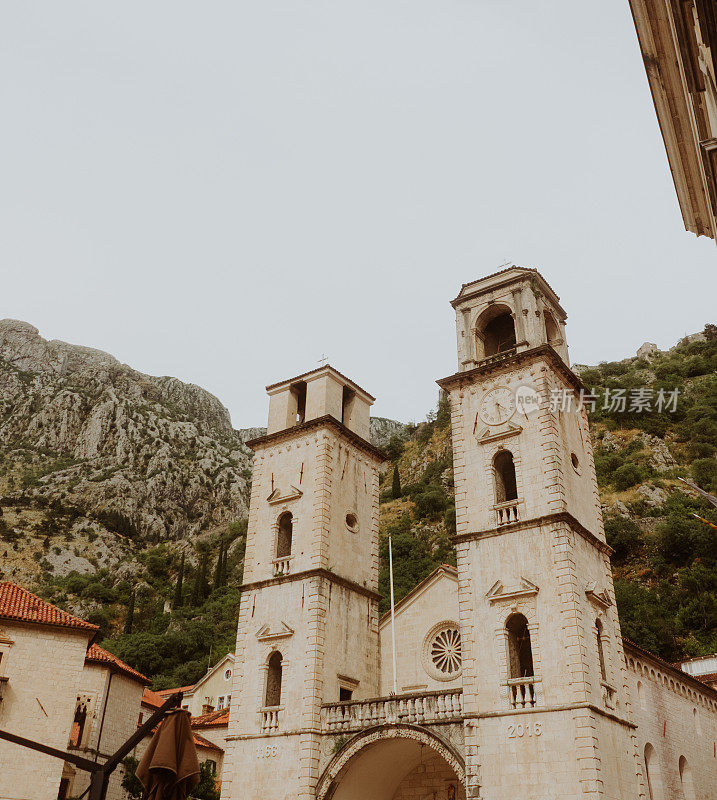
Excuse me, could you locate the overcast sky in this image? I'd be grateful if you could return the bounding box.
[2,2,715,427]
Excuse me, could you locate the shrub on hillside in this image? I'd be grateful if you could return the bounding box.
[691,458,717,491]
[613,463,644,491]
[604,517,642,562]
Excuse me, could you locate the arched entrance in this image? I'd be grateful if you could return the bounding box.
[317,724,466,800]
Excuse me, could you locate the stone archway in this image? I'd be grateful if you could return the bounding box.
[316,724,466,800]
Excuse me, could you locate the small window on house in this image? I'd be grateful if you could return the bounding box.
[494,450,518,503]
[276,512,293,559]
[345,512,358,532]
[339,687,353,702]
[482,312,516,357]
[292,382,307,425]
[206,759,217,775]
[217,695,226,710]
[265,652,283,707]
[71,701,87,748]
[596,619,607,681]
[506,613,534,679]
[341,386,355,426]
[224,668,232,680]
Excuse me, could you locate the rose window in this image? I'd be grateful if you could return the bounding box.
[423,623,462,681]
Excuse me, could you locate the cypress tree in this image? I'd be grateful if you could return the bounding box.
[392,464,402,499]
[200,552,210,599]
[212,544,222,592]
[190,567,200,607]
[173,552,185,608]
[221,541,230,585]
[124,590,135,634]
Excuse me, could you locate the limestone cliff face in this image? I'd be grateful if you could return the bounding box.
[0,320,253,580]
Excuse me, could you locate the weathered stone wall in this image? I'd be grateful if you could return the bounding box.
[626,645,717,800]
[391,749,465,800]
[0,622,91,800]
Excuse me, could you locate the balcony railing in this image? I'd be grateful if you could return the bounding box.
[507,677,536,709]
[260,706,282,732]
[494,499,520,526]
[322,689,463,733]
[272,556,292,577]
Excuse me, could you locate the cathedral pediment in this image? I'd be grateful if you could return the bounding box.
[475,421,522,445]
[256,621,295,642]
[585,583,612,610]
[266,486,303,504]
[486,576,539,604]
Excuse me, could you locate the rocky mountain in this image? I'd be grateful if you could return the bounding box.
[0,319,255,583]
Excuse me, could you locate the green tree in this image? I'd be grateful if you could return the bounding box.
[604,517,642,563]
[123,590,135,635]
[173,552,185,609]
[190,760,220,800]
[391,465,401,500]
[213,543,223,592]
[121,755,143,800]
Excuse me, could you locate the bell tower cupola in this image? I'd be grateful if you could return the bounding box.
[452,266,569,370]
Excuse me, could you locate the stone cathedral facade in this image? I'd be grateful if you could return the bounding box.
[223,268,717,800]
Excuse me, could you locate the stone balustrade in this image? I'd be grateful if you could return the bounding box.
[494,499,520,526]
[322,689,463,733]
[507,677,536,709]
[272,556,292,577]
[261,706,281,732]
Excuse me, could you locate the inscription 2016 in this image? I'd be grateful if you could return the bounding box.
[507,722,543,738]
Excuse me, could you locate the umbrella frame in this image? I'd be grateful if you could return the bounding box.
[0,691,183,800]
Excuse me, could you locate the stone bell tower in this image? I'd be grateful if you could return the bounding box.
[222,365,384,800]
[438,267,646,800]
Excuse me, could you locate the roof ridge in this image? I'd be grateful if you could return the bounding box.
[0,581,98,633]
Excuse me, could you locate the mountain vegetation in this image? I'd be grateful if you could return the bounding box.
[1,319,715,688]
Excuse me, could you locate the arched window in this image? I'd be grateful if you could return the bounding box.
[506,614,534,679]
[265,651,283,707]
[644,743,664,800]
[544,312,561,345]
[276,512,293,559]
[474,305,516,360]
[482,312,516,357]
[596,619,607,681]
[494,450,518,503]
[679,755,695,800]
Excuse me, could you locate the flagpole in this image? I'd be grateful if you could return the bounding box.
[388,530,398,696]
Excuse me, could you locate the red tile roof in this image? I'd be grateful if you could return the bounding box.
[156,684,195,697]
[191,708,230,727]
[0,582,98,633]
[141,688,166,709]
[85,644,150,685]
[192,731,224,753]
